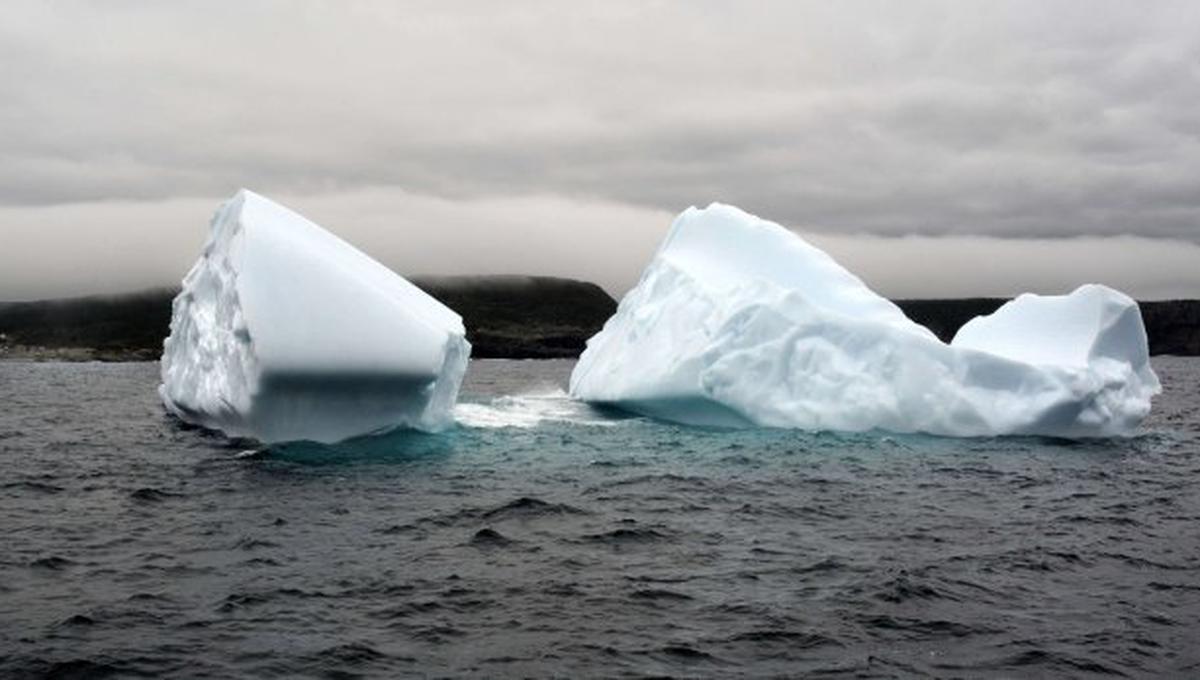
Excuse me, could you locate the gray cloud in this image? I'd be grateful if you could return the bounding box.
[2,190,1198,302]
[1,1,1199,299]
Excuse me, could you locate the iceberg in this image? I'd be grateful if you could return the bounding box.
[160,189,470,443]
[570,204,1160,438]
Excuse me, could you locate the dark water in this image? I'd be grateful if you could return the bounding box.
[2,358,1199,679]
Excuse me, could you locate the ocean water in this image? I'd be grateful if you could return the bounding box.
[1,357,1198,679]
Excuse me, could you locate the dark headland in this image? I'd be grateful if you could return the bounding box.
[0,277,618,361]
[1,278,1197,360]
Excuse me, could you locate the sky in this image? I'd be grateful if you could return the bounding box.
[1,1,1199,301]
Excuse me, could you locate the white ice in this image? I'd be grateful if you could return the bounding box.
[160,189,470,443]
[570,203,1160,438]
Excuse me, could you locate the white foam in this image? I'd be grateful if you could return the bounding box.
[454,390,626,429]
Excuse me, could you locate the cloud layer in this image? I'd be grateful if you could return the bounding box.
[2,190,1198,302]
[1,1,1198,299]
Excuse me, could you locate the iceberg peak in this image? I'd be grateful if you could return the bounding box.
[160,190,470,443]
[571,204,1160,438]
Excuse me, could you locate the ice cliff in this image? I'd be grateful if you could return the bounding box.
[570,204,1160,438]
[160,190,469,443]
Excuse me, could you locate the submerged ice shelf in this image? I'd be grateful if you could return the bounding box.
[570,204,1160,438]
[160,190,469,443]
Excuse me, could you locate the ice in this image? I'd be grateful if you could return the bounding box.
[160,189,470,443]
[570,203,1160,438]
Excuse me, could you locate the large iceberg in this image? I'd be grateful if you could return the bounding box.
[570,204,1160,438]
[160,189,469,443]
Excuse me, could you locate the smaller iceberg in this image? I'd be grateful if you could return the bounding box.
[160,190,470,443]
[570,204,1160,438]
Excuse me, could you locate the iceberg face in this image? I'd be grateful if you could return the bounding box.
[570,204,1160,438]
[160,190,470,443]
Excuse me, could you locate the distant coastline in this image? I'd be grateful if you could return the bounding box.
[1,279,1197,361]
[0,276,618,362]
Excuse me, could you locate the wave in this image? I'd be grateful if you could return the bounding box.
[453,389,631,429]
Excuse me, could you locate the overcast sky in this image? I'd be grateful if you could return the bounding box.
[2,1,1198,301]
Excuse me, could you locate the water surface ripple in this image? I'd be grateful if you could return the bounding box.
[1,358,1198,678]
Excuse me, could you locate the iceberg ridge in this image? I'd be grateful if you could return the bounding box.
[570,203,1160,438]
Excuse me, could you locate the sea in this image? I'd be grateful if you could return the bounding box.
[1,357,1198,679]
